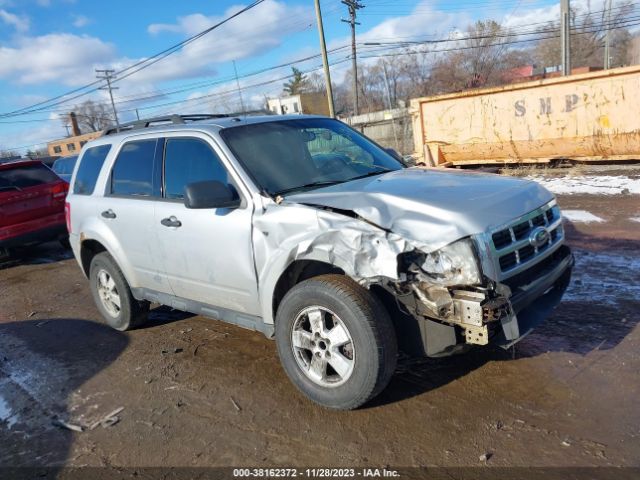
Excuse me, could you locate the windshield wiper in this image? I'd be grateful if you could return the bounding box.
[273,168,394,197]
[274,180,346,196]
[347,168,394,181]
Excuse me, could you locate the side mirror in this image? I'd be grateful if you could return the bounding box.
[184,180,241,209]
[385,147,403,161]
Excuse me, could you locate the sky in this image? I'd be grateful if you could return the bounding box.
[0,0,596,153]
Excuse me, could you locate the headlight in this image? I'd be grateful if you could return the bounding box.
[419,238,481,286]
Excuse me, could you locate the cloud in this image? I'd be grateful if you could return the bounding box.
[0,9,29,32]
[357,1,469,44]
[0,119,66,153]
[72,14,90,28]
[0,0,312,89]
[0,33,116,85]
[501,0,613,29]
[142,0,313,82]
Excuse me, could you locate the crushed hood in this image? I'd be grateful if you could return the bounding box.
[286,168,554,249]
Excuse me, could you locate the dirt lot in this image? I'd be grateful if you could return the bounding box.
[1,169,639,474]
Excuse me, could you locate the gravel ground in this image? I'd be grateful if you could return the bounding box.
[0,172,638,475]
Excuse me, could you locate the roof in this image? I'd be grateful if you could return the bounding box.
[95,113,327,144]
[0,159,43,170]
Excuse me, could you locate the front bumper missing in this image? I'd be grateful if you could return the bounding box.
[496,246,574,347]
[409,245,574,352]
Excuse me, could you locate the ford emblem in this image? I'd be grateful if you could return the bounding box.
[529,226,550,248]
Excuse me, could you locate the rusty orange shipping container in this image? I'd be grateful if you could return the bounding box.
[410,65,640,166]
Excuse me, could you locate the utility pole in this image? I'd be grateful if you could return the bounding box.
[560,0,571,75]
[604,0,612,69]
[232,60,245,114]
[314,0,335,117]
[96,69,120,131]
[381,60,400,152]
[342,0,364,116]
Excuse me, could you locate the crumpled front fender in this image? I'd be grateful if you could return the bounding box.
[253,204,429,325]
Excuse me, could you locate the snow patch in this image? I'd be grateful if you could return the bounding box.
[527,175,640,195]
[562,210,605,223]
[630,217,640,223]
[0,392,18,428]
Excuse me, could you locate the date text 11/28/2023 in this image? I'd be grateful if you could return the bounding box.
[232,468,400,478]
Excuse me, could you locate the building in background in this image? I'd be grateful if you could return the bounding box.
[47,112,102,157]
[267,92,330,116]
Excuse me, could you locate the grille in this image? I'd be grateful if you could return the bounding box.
[490,202,564,278]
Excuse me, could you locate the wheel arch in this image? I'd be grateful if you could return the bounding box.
[78,229,138,289]
[80,238,107,277]
[272,260,345,323]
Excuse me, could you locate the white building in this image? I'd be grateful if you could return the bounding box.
[267,92,330,116]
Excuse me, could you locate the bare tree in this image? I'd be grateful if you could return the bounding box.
[306,72,326,93]
[534,1,634,69]
[429,20,532,94]
[0,148,20,159]
[71,100,114,133]
[396,51,434,99]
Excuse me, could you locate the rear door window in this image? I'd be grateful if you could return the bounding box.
[0,163,60,191]
[74,145,111,195]
[110,139,157,197]
[163,138,230,200]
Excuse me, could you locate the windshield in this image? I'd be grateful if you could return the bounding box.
[53,155,78,175]
[220,118,404,195]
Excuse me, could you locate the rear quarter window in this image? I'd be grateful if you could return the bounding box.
[0,163,60,190]
[73,145,112,195]
[110,139,157,197]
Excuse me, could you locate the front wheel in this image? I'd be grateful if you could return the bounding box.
[275,274,397,410]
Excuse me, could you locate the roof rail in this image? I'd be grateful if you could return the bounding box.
[102,114,230,136]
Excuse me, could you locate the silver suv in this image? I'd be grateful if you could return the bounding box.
[66,114,573,409]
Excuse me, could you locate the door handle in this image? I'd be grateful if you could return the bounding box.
[101,209,116,219]
[161,216,182,228]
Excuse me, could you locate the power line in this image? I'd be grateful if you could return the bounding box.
[6,0,635,122]
[0,56,356,151]
[358,17,640,60]
[2,2,637,130]
[3,44,352,121]
[0,0,267,119]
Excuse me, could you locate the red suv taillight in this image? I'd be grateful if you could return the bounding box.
[52,182,68,201]
[65,202,71,234]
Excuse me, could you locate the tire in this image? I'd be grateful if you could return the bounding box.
[89,252,149,331]
[59,236,71,249]
[275,274,397,410]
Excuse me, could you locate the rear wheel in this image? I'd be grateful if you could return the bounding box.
[89,252,149,331]
[275,274,397,410]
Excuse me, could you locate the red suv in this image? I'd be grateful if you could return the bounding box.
[0,160,69,254]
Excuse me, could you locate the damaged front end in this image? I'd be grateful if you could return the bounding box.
[264,193,572,358]
[381,236,573,357]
